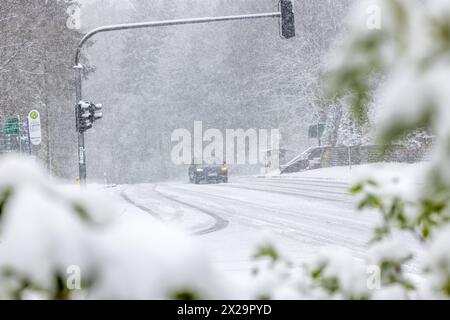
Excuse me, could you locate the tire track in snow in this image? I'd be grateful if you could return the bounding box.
[122,186,229,236]
[251,178,350,191]
[256,176,349,183]
[152,185,229,235]
[158,184,372,257]
[166,184,362,230]
[237,181,350,196]
[120,190,161,219]
[218,183,353,205]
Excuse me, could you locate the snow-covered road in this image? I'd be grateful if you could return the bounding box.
[112,164,425,277]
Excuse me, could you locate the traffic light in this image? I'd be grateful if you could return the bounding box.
[90,103,103,121]
[76,101,92,133]
[279,0,295,39]
[76,101,103,133]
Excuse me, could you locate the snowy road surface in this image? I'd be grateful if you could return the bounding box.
[111,164,425,277]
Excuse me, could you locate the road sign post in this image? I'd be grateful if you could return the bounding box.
[74,64,86,186]
[74,1,296,186]
[26,118,32,155]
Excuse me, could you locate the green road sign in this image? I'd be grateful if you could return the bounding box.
[308,123,325,139]
[3,117,20,135]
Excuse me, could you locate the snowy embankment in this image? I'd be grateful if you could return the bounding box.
[265,162,429,183]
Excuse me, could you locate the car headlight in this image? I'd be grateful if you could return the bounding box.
[221,166,228,172]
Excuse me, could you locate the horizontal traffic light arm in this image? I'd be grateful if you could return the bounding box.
[75,11,289,65]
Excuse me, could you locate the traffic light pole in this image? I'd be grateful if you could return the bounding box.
[74,5,294,186]
[74,64,86,186]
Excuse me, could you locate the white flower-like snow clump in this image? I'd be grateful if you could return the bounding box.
[423,227,450,299]
[0,156,229,299]
[307,247,369,299]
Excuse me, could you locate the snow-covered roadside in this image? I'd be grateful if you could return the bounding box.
[266,162,430,183]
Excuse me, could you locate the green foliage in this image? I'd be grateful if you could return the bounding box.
[253,244,280,263]
[308,262,369,300]
[442,278,450,297]
[309,263,342,297]
[72,203,93,224]
[351,173,450,241]
[351,179,418,241]
[428,14,450,59]
[312,273,339,295]
[53,273,71,300]
[0,187,12,223]
[377,256,415,290]
[1,267,85,300]
[169,288,201,300]
[1,268,44,300]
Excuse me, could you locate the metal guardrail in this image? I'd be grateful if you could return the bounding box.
[281,142,435,174]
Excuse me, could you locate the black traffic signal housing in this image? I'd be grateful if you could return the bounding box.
[279,0,295,39]
[89,103,103,122]
[76,101,103,133]
[76,101,92,133]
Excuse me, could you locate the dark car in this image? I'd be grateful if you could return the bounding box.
[189,163,228,184]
